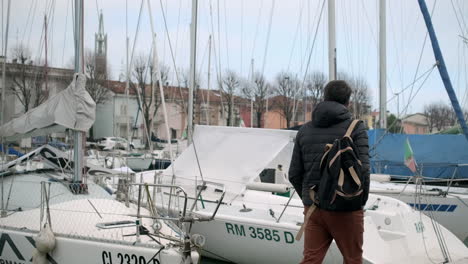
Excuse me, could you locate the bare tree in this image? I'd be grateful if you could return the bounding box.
[84,50,111,105]
[130,54,170,146]
[424,103,439,133]
[424,102,457,133]
[273,72,299,128]
[181,68,205,124]
[220,70,240,126]
[337,72,371,119]
[350,77,371,119]
[81,50,113,139]
[241,72,269,127]
[7,44,47,113]
[306,71,327,109]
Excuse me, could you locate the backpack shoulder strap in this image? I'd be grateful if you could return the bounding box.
[344,119,361,139]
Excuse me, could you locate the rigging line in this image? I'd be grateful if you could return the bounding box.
[286,0,304,72]
[450,0,467,39]
[256,0,275,129]
[453,0,468,36]
[407,0,437,112]
[158,0,185,111]
[299,0,322,74]
[341,1,354,77]
[26,0,38,49]
[420,180,452,262]
[161,0,168,63]
[370,66,436,152]
[171,0,182,74]
[386,64,437,103]
[396,68,435,129]
[146,0,177,178]
[209,1,222,88]
[196,38,209,94]
[458,0,468,34]
[20,0,34,45]
[388,0,403,92]
[415,184,439,264]
[95,0,100,19]
[461,45,468,108]
[61,0,70,66]
[223,0,229,70]
[240,0,243,76]
[216,0,222,80]
[260,0,275,77]
[456,41,461,97]
[361,0,378,50]
[306,0,311,50]
[250,0,264,62]
[1,0,3,56]
[71,0,74,50]
[209,0,224,117]
[291,0,326,123]
[49,0,56,66]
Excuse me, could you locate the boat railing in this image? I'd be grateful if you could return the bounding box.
[129,181,226,223]
[276,189,297,223]
[189,180,226,221]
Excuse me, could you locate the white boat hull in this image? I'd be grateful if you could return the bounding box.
[0,228,180,264]
[126,157,153,171]
[371,180,468,243]
[190,213,343,264]
[185,192,468,264]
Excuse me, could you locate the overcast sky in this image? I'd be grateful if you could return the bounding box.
[5,0,468,115]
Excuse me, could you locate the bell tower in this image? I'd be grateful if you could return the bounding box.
[95,10,107,78]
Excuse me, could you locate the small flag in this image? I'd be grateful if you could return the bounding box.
[239,118,245,127]
[404,138,417,173]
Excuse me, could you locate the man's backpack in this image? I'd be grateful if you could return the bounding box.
[296,119,365,241]
[315,119,364,211]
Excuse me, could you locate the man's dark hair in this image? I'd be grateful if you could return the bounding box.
[323,80,352,105]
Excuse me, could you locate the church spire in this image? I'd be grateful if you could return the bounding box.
[95,10,107,77]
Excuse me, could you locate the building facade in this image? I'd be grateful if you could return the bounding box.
[402,113,429,134]
[93,81,245,144]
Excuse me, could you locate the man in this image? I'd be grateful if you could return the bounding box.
[288,80,370,264]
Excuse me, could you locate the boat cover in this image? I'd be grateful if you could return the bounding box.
[0,74,95,141]
[369,129,468,179]
[163,125,297,194]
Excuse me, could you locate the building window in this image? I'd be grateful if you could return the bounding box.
[119,124,128,138]
[171,128,177,139]
[120,104,127,115]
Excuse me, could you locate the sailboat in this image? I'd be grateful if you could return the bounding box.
[135,125,468,263]
[0,1,200,263]
[130,0,468,263]
[367,0,468,244]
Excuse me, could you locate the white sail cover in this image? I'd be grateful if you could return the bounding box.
[0,74,95,140]
[163,125,297,194]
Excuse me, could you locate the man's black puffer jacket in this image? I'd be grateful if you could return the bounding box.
[288,101,370,207]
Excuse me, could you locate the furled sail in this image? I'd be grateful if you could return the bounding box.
[0,74,95,141]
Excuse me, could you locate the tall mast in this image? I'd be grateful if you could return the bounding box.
[125,37,131,149]
[206,35,211,125]
[125,0,131,150]
[250,59,254,128]
[418,0,468,141]
[303,85,307,123]
[73,0,84,183]
[1,0,11,217]
[328,0,336,81]
[0,0,10,129]
[379,0,387,129]
[44,15,48,94]
[188,0,198,144]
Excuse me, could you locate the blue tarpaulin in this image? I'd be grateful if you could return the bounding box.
[368,129,468,179]
[0,144,23,157]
